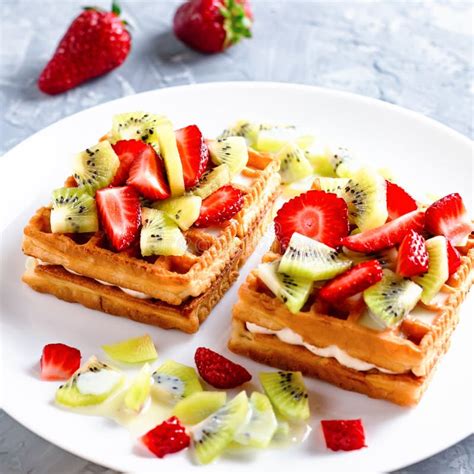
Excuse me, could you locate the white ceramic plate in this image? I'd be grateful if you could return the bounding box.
[1,82,472,473]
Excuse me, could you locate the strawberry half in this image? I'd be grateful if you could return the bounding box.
[274,190,349,251]
[446,239,462,275]
[342,210,425,253]
[194,185,244,227]
[195,347,251,388]
[141,416,190,458]
[126,143,171,200]
[175,125,209,188]
[111,140,144,185]
[96,186,141,251]
[386,180,417,220]
[319,260,383,303]
[321,419,367,452]
[40,343,81,381]
[396,230,429,277]
[425,193,473,246]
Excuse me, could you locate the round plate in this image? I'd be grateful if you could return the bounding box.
[1,82,472,472]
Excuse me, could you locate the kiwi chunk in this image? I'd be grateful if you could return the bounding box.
[279,232,352,281]
[304,142,335,177]
[50,187,98,233]
[343,247,398,270]
[152,360,202,401]
[140,208,187,257]
[313,177,350,198]
[173,391,227,425]
[208,136,249,175]
[192,391,249,464]
[256,125,313,153]
[277,143,313,184]
[259,371,310,422]
[363,269,422,328]
[55,356,124,407]
[412,236,449,304]
[330,147,360,177]
[153,195,202,231]
[124,363,152,412]
[218,120,259,146]
[102,334,157,364]
[73,140,120,194]
[257,260,313,314]
[189,164,231,200]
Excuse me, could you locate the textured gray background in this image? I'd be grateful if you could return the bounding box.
[0,0,473,472]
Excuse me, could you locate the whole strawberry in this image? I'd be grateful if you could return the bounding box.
[173,0,252,54]
[38,2,131,95]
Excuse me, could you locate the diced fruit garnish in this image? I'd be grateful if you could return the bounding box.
[277,143,313,184]
[363,269,422,327]
[175,125,209,188]
[50,187,98,234]
[218,120,259,146]
[386,180,417,220]
[343,247,398,270]
[312,177,349,198]
[141,416,190,458]
[194,347,251,389]
[208,136,249,176]
[140,208,187,256]
[194,185,244,227]
[152,360,202,400]
[259,371,310,422]
[425,193,473,246]
[191,391,249,465]
[330,147,359,178]
[275,190,349,251]
[396,230,429,277]
[73,140,120,194]
[279,232,352,281]
[102,334,157,364]
[321,419,366,451]
[96,186,141,251]
[413,236,449,304]
[124,363,152,412]
[190,164,231,199]
[342,210,425,253]
[255,125,301,152]
[111,139,144,186]
[319,260,383,303]
[153,195,202,231]
[446,239,462,275]
[256,260,313,313]
[55,356,124,407]
[304,142,335,176]
[40,343,81,381]
[173,391,227,425]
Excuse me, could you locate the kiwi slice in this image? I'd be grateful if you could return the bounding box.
[343,247,398,270]
[208,137,249,175]
[313,177,350,198]
[363,269,422,328]
[140,208,187,257]
[173,391,227,425]
[330,147,360,178]
[256,261,313,314]
[189,164,231,200]
[218,120,259,146]
[192,391,249,464]
[277,143,313,184]
[124,363,152,412]
[102,334,157,364]
[234,392,278,448]
[259,371,310,422]
[50,187,99,234]
[256,125,313,153]
[152,360,202,401]
[153,195,202,231]
[55,356,124,407]
[304,142,335,177]
[412,236,449,304]
[73,140,120,194]
[279,232,352,281]
[343,167,388,231]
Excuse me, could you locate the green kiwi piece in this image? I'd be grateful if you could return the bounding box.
[50,187,98,234]
[256,125,313,153]
[173,391,227,425]
[259,371,310,422]
[208,137,249,175]
[412,236,449,304]
[192,391,249,464]
[363,269,422,328]
[124,363,152,412]
[189,164,231,200]
[73,140,120,194]
[153,195,202,231]
[330,147,360,178]
[152,360,202,401]
[218,120,259,147]
[102,334,157,363]
[343,247,398,270]
[277,143,313,184]
[256,260,313,314]
[279,232,352,281]
[140,208,187,257]
[304,142,335,177]
[55,356,124,407]
[313,177,350,198]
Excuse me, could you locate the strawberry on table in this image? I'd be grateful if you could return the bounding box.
[40,343,81,381]
[194,185,243,227]
[396,230,429,277]
[111,140,145,186]
[141,417,190,458]
[386,180,417,220]
[446,239,462,275]
[321,419,367,452]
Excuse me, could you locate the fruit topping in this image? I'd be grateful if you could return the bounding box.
[101,334,157,364]
[255,125,309,153]
[124,363,152,413]
[277,143,313,184]
[190,164,231,199]
[153,195,202,231]
[312,177,349,198]
[141,416,190,458]
[173,391,227,425]
[446,239,462,275]
[386,180,417,220]
[396,230,429,277]
[304,142,334,176]
[218,120,259,146]
[208,136,249,175]
[321,419,366,451]
[330,147,359,178]
[194,347,251,389]
[111,139,143,186]
[152,360,202,400]
[40,343,81,381]
[343,247,398,270]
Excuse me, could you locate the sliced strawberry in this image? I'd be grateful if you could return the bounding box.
[194,347,251,389]
[111,140,144,185]
[386,180,417,220]
[40,343,81,381]
[342,210,425,253]
[141,416,190,458]
[175,125,209,188]
[425,193,473,246]
[194,185,244,227]
[274,190,349,251]
[126,143,170,200]
[96,186,141,251]
[321,419,367,451]
[396,230,429,277]
[446,239,462,275]
[319,260,383,303]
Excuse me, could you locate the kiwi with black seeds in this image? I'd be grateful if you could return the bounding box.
[330,147,360,177]
[189,164,231,200]
[152,195,202,231]
[208,136,249,175]
[152,360,202,401]
[218,120,259,146]
[277,143,313,184]
[312,177,350,198]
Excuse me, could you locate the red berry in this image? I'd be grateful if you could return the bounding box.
[396,230,429,277]
[386,180,418,220]
[321,419,367,451]
[111,140,144,186]
[141,417,190,458]
[40,343,81,381]
[446,239,462,275]
[195,347,251,388]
